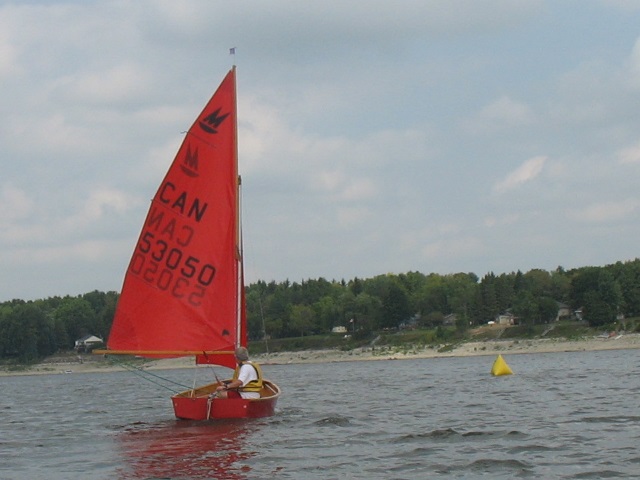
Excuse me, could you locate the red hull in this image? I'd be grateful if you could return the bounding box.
[171,379,280,420]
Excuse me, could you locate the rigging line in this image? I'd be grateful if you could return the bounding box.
[181,130,220,149]
[189,364,216,395]
[204,364,226,386]
[106,357,191,392]
[121,364,180,393]
[191,367,199,396]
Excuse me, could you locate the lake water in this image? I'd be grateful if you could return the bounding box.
[2,349,640,479]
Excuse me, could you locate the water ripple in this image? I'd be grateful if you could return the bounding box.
[313,415,352,427]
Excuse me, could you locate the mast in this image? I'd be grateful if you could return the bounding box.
[233,65,244,350]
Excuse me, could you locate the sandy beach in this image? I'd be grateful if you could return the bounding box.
[2,333,639,377]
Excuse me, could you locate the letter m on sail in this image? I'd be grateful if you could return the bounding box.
[180,144,199,178]
[199,107,230,134]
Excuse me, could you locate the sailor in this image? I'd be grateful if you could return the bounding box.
[215,347,263,399]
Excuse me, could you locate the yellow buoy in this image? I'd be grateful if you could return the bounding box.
[491,354,513,376]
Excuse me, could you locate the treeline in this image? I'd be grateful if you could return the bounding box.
[2,259,640,362]
[0,291,118,362]
[246,259,640,340]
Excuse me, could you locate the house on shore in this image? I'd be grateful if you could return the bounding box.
[74,335,104,353]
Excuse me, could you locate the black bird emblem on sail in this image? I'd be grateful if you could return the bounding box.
[199,107,230,134]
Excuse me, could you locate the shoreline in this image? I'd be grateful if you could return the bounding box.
[256,332,640,364]
[2,334,639,377]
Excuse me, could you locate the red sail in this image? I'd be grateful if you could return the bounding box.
[107,68,242,368]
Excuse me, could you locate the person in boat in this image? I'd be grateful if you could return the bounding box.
[215,346,263,399]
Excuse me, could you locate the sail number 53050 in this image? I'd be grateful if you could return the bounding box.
[136,231,216,286]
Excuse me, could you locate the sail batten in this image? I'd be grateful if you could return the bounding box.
[107,68,242,368]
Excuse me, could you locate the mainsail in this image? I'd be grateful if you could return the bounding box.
[106,68,244,369]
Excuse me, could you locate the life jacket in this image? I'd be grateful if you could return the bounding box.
[232,361,264,393]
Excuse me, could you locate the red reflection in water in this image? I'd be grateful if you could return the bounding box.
[116,419,256,479]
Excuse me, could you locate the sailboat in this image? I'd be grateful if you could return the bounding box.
[97,67,280,420]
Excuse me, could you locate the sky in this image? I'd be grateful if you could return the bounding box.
[2,0,640,302]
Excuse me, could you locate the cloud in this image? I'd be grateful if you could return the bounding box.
[337,206,372,227]
[11,113,96,154]
[0,27,20,78]
[420,236,484,261]
[603,0,640,12]
[63,188,135,231]
[0,184,33,224]
[81,188,131,218]
[337,178,377,202]
[0,239,126,265]
[493,156,547,193]
[50,63,151,105]
[465,96,534,134]
[0,185,45,246]
[618,141,640,164]
[568,198,640,223]
[484,213,520,228]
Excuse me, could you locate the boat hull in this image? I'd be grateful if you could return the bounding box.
[171,379,280,420]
